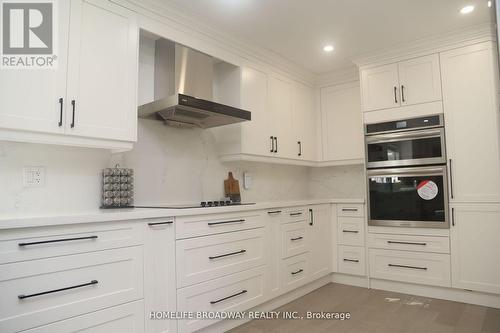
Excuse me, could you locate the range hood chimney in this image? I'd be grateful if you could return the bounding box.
[138,39,251,128]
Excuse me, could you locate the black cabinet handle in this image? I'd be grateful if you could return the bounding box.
[388,264,427,270]
[309,208,313,226]
[58,98,63,127]
[70,100,76,128]
[342,230,359,233]
[291,269,304,275]
[270,136,274,153]
[18,280,98,300]
[274,137,278,153]
[290,212,302,216]
[298,141,302,156]
[401,85,405,102]
[342,208,358,212]
[387,241,426,246]
[210,290,247,304]
[209,249,246,260]
[148,221,173,226]
[207,219,245,226]
[18,235,98,247]
[451,207,455,227]
[268,210,282,214]
[394,86,398,104]
[343,258,359,263]
[449,159,454,199]
[290,236,303,241]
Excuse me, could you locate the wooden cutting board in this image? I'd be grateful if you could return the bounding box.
[224,172,241,203]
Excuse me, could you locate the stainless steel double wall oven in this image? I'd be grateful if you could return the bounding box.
[365,115,449,228]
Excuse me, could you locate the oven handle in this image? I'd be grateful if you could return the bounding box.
[365,128,443,144]
[367,166,446,177]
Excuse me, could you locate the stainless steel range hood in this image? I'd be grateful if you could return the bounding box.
[138,39,251,128]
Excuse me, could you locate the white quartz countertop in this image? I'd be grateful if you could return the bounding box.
[0,198,364,229]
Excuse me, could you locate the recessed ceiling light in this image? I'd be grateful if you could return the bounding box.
[460,5,475,14]
[323,45,334,52]
[488,0,492,7]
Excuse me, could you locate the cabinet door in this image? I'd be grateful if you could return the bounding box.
[66,0,138,141]
[308,205,332,281]
[268,76,294,158]
[441,42,500,202]
[240,67,272,156]
[144,221,177,333]
[0,1,70,134]
[450,204,500,294]
[321,81,364,162]
[360,63,400,112]
[398,54,442,106]
[293,82,316,160]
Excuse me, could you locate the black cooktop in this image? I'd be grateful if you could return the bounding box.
[134,201,256,209]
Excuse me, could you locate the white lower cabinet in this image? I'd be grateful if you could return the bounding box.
[369,249,451,287]
[281,221,309,258]
[176,266,267,333]
[308,205,332,281]
[450,204,500,294]
[338,245,366,276]
[367,233,450,254]
[280,253,310,293]
[20,301,145,333]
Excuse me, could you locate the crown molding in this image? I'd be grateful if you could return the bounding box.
[111,0,315,85]
[352,22,496,69]
[315,66,359,88]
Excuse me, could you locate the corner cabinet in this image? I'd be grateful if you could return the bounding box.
[0,0,139,150]
[361,54,442,112]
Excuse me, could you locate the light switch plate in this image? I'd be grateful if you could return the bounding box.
[243,171,252,190]
[23,166,45,187]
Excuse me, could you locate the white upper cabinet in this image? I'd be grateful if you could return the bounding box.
[66,0,138,142]
[240,67,272,157]
[440,42,500,203]
[398,54,442,107]
[321,81,364,163]
[268,76,295,159]
[360,54,442,112]
[0,1,70,135]
[293,82,316,160]
[450,204,500,294]
[361,63,400,112]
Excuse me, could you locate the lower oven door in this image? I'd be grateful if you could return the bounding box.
[367,165,449,228]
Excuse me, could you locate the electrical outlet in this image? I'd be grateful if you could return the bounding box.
[23,166,45,187]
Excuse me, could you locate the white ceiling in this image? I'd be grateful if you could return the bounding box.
[159,0,494,74]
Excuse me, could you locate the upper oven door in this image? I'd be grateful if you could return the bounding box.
[367,166,449,228]
[366,128,446,169]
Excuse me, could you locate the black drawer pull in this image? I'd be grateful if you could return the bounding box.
[208,219,245,226]
[267,210,282,214]
[210,290,247,304]
[387,241,426,246]
[58,97,63,127]
[342,208,358,212]
[290,236,303,241]
[343,258,359,263]
[291,269,304,275]
[388,264,427,270]
[209,249,246,260]
[70,100,76,128]
[18,235,98,247]
[18,280,98,300]
[148,221,173,226]
[342,230,359,233]
[290,212,302,216]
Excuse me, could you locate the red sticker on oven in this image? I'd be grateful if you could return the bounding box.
[417,180,438,200]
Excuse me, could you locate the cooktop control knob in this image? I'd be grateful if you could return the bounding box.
[200,201,207,207]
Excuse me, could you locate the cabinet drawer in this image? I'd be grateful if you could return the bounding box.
[21,301,144,333]
[0,247,143,333]
[338,217,365,246]
[369,249,451,287]
[283,207,308,223]
[281,253,309,292]
[175,211,264,239]
[337,204,364,217]
[177,266,266,333]
[281,221,309,258]
[176,228,266,288]
[338,245,366,276]
[367,233,450,254]
[0,221,143,264]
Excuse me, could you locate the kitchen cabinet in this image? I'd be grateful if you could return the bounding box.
[0,0,138,150]
[293,82,316,160]
[336,204,366,277]
[450,204,500,294]
[268,75,295,158]
[360,54,442,112]
[308,205,332,281]
[320,81,364,163]
[440,42,500,203]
